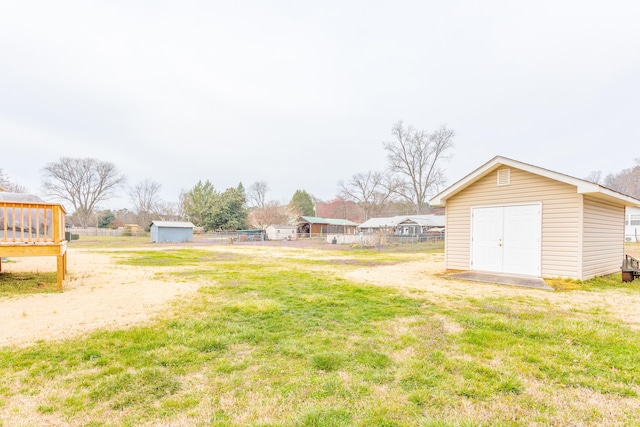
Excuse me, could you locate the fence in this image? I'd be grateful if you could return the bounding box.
[63,228,445,252]
[192,231,444,252]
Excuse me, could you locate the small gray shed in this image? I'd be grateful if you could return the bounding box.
[150,221,195,243]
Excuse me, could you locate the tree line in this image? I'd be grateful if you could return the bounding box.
[585,160,640,199]
[1,120,460,229]
[6,122,639,230]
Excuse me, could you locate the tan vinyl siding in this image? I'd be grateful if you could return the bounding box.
[445,167,581,277]
[582,196,625,279]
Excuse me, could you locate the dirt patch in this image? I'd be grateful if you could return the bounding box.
[0,249,202,347]
[325,258,396,266]
[342,254,640,330]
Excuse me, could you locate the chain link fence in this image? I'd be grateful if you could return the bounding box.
[67,228,444,252]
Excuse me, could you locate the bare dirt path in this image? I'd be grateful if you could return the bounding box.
[0,248,202,347]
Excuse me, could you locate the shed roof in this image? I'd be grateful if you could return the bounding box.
[430,156,640,207]
[298,216,358,226]
[151,221,195,228]
[267,224,296,229]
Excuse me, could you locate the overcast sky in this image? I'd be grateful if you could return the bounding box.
[1,1,639,210]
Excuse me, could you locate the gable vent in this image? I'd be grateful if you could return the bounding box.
[497,168,511,186]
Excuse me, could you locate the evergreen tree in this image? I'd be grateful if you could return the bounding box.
[210,185,248,230]
[289,189,315,216]
[183,180,217,228]
[96,210,116,228]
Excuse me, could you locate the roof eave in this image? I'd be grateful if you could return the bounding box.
[580,188,640,207]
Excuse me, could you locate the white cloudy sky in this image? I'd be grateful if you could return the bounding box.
[1,1,639,209]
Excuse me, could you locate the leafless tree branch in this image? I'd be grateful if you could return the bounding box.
[383,121,454,214]
[41,157,126,228]
[248,181,269,208]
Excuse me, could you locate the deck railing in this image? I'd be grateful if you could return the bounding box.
[0,202,66,244]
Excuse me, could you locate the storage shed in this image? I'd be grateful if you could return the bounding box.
[265,224,297,240]
[150,221,194,243]
[429,156,640,280]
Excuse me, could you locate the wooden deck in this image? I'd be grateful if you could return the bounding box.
[0,201,68,289]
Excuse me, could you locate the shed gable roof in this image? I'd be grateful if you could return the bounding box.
[430,156,640,207]
[151,221,195,228]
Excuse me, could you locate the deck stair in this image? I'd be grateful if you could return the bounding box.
[622,254,640,282]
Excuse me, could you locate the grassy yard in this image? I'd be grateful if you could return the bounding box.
[1,244,639,426]
[0,271,59,297]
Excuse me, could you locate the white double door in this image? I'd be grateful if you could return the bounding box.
[471,204,541,276]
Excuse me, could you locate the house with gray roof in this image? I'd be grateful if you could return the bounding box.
[359,215,445,235]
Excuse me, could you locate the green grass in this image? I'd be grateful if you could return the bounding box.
[546,273,640,291]
[0,271,60,296]
[114,248,238,266]
[67,235,153,249]
[1,244,639,426]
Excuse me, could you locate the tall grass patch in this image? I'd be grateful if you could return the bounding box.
[0,271,59,296]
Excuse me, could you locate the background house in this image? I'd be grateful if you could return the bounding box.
[296,216,358,236]
[359,215,445,235]
[626,207,640,242]
[150,221,194,243]
[430,156,640,280]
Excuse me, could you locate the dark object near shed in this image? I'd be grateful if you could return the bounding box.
[621,254,640,282]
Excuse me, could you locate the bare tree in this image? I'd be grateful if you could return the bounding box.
[248,200,289,230]
[247,181,269,208]
[41,157,126,228]
[383,121,455,214]
[129,179,162,226]
[316,197,364,222]
[339,170,400,220]
[584,170,603,184]
[177,190,189,221]
[0,169,27,193]
[603,159,640,198]
[155,200,180,221]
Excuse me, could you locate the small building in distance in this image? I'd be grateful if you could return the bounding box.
[359,215,445,235]
[265,224,297,241]
[296,216,358,236]
[150,221,195,243]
